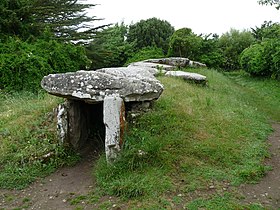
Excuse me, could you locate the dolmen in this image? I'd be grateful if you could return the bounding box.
[41,57,206,163]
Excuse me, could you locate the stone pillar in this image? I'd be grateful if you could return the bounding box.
[56,103,68,145]
[103,96,126,163]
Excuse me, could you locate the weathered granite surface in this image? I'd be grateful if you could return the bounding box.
[165,71,207,84]
[103,96,126,163]
[128,61,174,72]
[145,57,191,68]
[145,57,207,68]
[41,68,163,103]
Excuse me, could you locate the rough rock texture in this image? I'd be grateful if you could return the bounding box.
[146,57,191,68]
[103,96,126,163]
[128,61,174,72]
[165,71,207,84]
[97,66,158,79]
[41,69,163,103]
[145,57,207,68]
[128,57,207,81]
[56,103,68,144]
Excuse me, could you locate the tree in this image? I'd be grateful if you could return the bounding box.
[258,0,280,9]
[251,21,280,41]
[218,29,255,70]
[127,17,174,54]
[86,23,134,69]
[199,34,224,69]
[0,0,106,41]
[168,28,203,60]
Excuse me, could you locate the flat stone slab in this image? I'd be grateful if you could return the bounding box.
[146,57,191,67]
[41,68,163,103]
[165,71,207,84]
[146,57,206,68]
[128,61,174,72]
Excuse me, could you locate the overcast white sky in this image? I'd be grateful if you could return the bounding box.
[88,0,280,35]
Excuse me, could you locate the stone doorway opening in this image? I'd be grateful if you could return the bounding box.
[57,96,126,162]
[60,100,105,156]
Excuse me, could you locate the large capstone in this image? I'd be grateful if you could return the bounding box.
[41,68,163,103]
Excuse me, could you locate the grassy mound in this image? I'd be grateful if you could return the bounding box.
[1,68,280,208]
[94,68,278,208]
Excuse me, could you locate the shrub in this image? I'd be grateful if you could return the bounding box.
[0,37,90,91]
[240,44,266,76]
[240,38,280,78]
[218,29,255,71]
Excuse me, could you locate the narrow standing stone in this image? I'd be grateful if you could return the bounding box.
[56,103,68,144]
[103,96,126,163]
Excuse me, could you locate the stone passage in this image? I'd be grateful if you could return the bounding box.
[41,57,206,162]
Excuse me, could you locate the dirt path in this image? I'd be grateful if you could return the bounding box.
[240,122,280,209]
[0,153,97,210]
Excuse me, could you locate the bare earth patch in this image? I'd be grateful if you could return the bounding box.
[0,153,97,210]
[240,122,280,209]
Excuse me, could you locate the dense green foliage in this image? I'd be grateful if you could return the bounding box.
[125,46,164,65]
[127,17,174,54]
[168,28,203,60]
[240,22,280,78]
[0,0,103,41]
[240,43,266,76]
[251,21,280,41]
[0,37,90,91]
[86,23,133,69]
[218,29,255,70]
[199,34,224,69]
[0,0,104,92]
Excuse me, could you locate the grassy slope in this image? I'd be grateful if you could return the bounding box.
[94,68,279,209]
[0,92,79,189]
[1,69,279,209]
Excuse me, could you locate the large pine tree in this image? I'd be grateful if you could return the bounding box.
[0,0,106,41]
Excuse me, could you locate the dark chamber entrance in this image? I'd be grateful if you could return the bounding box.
[67,100,105,156]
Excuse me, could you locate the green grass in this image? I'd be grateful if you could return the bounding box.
[225,70,280,122]
[0,91,79,189]
[93,68,279,208]
[1,68,280,208]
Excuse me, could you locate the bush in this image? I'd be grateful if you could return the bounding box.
[125,47,164,66]
[240,44,266,76]
[240,39,280,78]
[218,29,255,71]
[0,37,90,91]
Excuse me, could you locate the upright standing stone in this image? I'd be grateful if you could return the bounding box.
[103,96,126,163]
[56,103,68,145]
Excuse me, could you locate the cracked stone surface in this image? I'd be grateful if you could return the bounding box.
[41,68,163,103]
